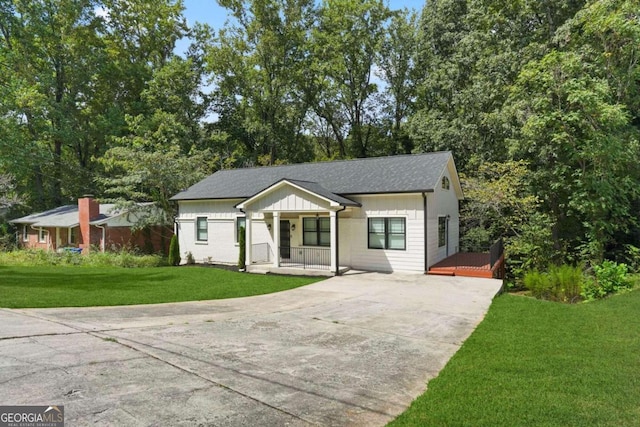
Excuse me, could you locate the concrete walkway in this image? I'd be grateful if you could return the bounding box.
[0,272,502,426]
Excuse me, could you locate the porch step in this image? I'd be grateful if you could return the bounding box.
[427,269,456,276]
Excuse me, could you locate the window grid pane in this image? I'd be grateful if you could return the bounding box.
[303,231,318,246]
[319,231,330,246]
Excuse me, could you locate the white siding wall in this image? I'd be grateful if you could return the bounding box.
[176,200,272,264]
[427,165,460,268]
[341,194,425,272]
[247,185,330,212]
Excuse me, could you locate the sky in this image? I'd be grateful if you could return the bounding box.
[175,0,426,55]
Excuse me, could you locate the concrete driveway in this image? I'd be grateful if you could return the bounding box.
[0,272,502,426]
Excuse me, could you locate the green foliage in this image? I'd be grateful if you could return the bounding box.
[524,265,584,303]
[238,226,246,269]
[582,260,632,301]
[168,235,181,266]
[0,0,187,209]
[505,212,556,284]
[0,249,165,268]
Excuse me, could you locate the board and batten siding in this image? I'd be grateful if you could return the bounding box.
[176,200,272,264]
[341,194,425,272]
[245,185,332,212]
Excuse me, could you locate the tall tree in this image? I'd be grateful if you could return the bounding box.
[376,8,418,154]
[0,0,187,210]
[307,0,391,158]
[507,50,639,262]
[208,0,316,165]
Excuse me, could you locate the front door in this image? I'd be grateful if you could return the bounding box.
[280,220,291,259]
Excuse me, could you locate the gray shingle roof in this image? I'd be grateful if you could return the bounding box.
[171,152,454,201]
[11,204,128,227]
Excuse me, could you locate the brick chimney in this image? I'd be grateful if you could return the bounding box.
[78,195,100,252]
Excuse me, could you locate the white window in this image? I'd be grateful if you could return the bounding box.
[38,228,48,243]
[22,225,28,242]
[236,216,246,242]
[196,217,208,242]
[368,218,406,250]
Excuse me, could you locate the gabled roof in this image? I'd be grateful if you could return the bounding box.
[10,203,143,228]
[172,152,457,201]
[236,179,361,210]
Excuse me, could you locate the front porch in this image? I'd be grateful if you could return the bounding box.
[238,178,360,276]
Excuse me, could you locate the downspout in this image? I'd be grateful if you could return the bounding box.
[423,193,428,274]
[335,205,347,276]
[95,224,106,252]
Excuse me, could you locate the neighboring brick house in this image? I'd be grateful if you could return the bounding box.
[10,197,171,254]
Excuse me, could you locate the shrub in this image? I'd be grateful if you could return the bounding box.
[523,264,584,303]
[185,251,195,265]
[168,235,181,266]
[238,226,245,269]
[0,248,165,268]
[582,260,631,301]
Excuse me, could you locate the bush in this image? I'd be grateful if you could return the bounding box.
[523,264,584,303]
[582,260,631,301]
[238,226,245,269]
[0,248,166,268]
[168,235,181,266]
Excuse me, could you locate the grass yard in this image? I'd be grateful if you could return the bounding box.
[0,266,322,308]
[390,288,640,426]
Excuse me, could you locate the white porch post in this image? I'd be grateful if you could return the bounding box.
[330,210,337,273]
[273,211,280,267]
[245,212,252,268]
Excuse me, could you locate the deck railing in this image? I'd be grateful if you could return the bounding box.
[280,246,330,270]
[489,238,504,268]
[251,243,272,263]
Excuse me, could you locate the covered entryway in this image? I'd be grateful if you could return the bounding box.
[235,179,360,275]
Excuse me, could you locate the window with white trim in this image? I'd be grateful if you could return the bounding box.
[38,228,48,243]
[236,216,246,242]
[196,217,208,242]
[22,225,28,242]
[303,217,330,247]
[368,218,406,250]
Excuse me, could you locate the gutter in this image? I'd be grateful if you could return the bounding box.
[423,193,428,274]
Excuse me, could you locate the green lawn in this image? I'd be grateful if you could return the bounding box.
[0,266,322,308]
[390,289,640,426]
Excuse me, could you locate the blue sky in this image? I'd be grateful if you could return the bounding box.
[175,0,425,55]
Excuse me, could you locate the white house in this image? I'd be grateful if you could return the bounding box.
[170,152,463,275]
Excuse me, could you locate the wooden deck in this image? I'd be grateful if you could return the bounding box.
[428,252,504,279]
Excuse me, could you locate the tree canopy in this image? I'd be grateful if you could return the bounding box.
[1,0,639,277]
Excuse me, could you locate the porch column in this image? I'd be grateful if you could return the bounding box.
[330,210,337,273]
[273,211,280,267]
[245,212,252,269]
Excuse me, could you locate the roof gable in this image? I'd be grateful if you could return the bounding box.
[172,152,457,201]
[236,179,360,211]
